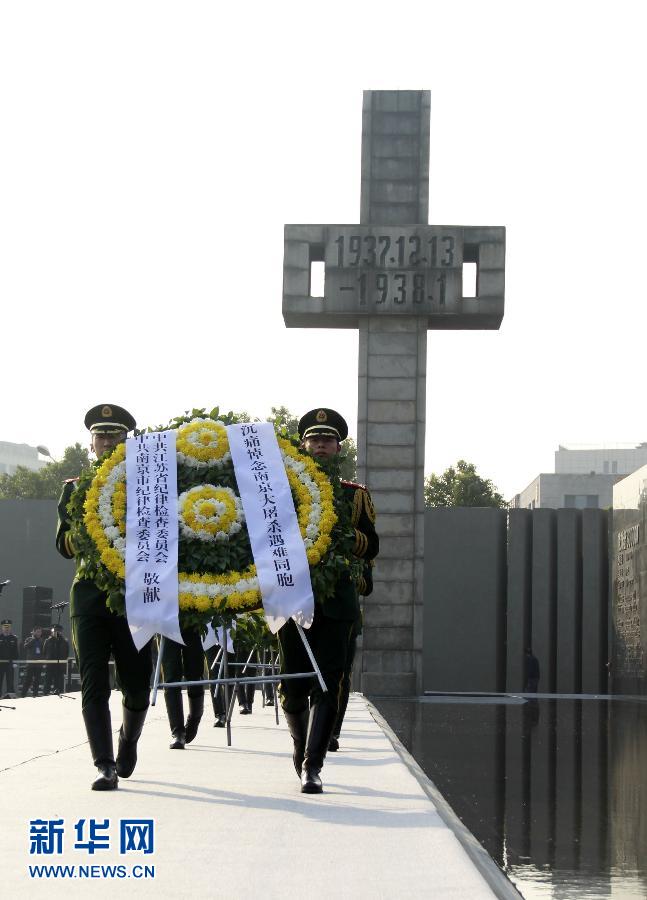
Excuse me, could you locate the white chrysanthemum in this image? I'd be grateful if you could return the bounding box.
[178,575,260,598]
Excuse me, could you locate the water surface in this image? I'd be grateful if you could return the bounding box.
[372,695,647,899]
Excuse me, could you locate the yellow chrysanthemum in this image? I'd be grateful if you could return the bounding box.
[175,419,231,467]
[178,484,243,542]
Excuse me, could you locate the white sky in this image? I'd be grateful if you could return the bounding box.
[1,0,645,500]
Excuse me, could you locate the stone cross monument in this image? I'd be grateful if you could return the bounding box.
[282,90,505,695]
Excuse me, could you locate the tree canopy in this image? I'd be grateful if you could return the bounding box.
[424,459,506,508]
[268,405,300,438]
[0,444,92,500]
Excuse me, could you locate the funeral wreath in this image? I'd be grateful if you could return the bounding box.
[66,408,361,629]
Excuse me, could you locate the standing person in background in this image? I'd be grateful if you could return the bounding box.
[161,626,205,749]
[0,619,19,698]
[56,404,152,791]
[524,647,540,693]
[206,647,227,729]
[235,637,256,715]
[21,626,45,697]
[205,623,236,728]
[43,624,70,694]
[262,646,276,707]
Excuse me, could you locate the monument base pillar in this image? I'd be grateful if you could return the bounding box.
[361,671,417,696]
[357,315,426,697]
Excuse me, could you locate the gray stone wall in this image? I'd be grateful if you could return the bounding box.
[0,499,74,641]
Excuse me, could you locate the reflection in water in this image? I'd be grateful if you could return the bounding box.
[372,697,647,899]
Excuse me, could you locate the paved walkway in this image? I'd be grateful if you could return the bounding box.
[1,691,512,898]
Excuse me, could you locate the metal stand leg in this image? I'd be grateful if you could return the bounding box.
[295,623,327,693]
[209,648,223,671]
[223,638,231,747]
[273,653,280,725]
[242,649,255,673]
[151,635,165,706]
[216,653,224,711]
[208,649,223,723]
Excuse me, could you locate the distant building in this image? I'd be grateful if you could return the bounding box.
[554,444,647,476]
[511,443,647,510]
[0,442,48,477]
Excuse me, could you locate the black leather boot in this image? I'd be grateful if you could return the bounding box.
[283,707,309,778]
[301,700,337,794]
[82,701,118,791]
[212,686,226,727]
[237,682,251,714]
[164,688,186,749]
[116,705,148,777]
[184,692,204,744]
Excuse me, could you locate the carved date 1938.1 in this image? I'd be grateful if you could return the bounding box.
[339,270,448,306]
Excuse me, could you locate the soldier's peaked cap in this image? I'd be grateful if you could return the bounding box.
[84,404,136,434]
[298,408,348,442]
[1,619,11,625]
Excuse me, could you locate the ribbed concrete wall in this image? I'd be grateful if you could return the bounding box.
[423,508,507,692]
[423,507,610,694]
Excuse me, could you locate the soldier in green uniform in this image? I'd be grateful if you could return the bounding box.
[56,404,152,791]
[279,408,379,794]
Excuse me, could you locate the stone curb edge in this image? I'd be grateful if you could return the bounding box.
[365,697,523,900]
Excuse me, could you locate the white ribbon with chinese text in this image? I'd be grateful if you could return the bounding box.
[226,423,314,633]
[125,431,182,650]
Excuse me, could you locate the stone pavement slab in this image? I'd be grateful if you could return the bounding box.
[1,691,509,898]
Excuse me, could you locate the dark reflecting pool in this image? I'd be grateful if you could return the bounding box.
[372,695,647,899]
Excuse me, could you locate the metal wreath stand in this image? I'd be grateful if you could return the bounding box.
[151,618,326,747]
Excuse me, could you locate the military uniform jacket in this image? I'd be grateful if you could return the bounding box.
[318,480,379,622]
[56,479,112,618]
[0,632,19,662]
